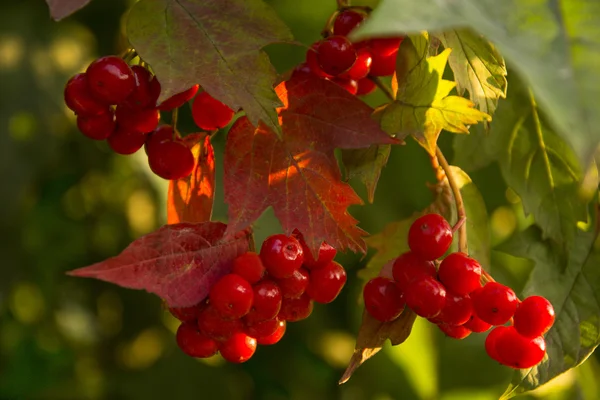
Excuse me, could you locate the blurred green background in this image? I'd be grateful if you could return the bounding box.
[0,0,598,399]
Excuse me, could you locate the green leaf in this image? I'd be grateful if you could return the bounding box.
[342,145,391,203]
[497,213,600,397]
[375,33,491,155]
[437,29,507,117]
[351,0,600,167]
[126,0,293,133]
[489,74,591,245]
[451,124,497,172]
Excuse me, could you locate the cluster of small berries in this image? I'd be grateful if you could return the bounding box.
[64,55,235,180]
[295,8,403,95]
[363,213,555,369]
[170,231,346,363]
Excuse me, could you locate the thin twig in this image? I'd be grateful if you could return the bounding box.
[369,76,395,100]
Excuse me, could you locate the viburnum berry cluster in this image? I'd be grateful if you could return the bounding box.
[363,213,556,369]
[170,231,346,363]
[295,8,403,95]
[63,55,235,180]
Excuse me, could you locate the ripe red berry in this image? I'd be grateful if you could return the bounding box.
[370,37,404,56]
[64,73,110,116]
[392,251,437,291]
[333,10,365,36]
[278,293,314,322]
[293,230,336,270]
[107,126,146,155]
[404,276,447,318]
[340,48,372,80]
[169,302,204,322]
[369,51,397,77]
[438,292,473,326]
[191,91,235,131]
[209,274,254,319]
[330,77,358,94]
[157,84,200,111]
[115,105,160,134]
[86,56,135,104]
[356,77,376,95]
[197,306,243,341]
[437,323,471,339]
[363,277,405,322]
[232,252,266,285]
[245,280,282,323]
[256,320,286,345]
[408,214,453,260]
[485,325,509,362]
[147,139,195,180]
[176,322,218,358]
[259,234,304,279]
[463,314,492,333]
[121,65,154,110]
[513,296,555,338]
[306,43,332,79]
[144,124,176,156]
[293,62,313,77]
[277,268,310,299]
[306,261,347,304]
[317,36,357,76]
[244,318,280,339]
[438,252,482,295]
[494,326,546,369]
[76,110,115,140]
[219,332,257,364]
[472,282,519,326]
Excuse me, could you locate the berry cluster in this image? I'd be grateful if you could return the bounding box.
[64,55,235,180]
[363,213,556,369]
[295,8,404,95]
[170,232,346,363]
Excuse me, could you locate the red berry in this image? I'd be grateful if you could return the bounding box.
[197,306,243,341]
[107,126,146,155]
[356,78,377,95]
[438,292,473,326]
[463,313,492,333]
[370,37,404,56]
[306,43,332,79]
[293,62,313,77]
[115,105,160,134]
[219,332,257,364]
[191,91,235,131]
[330,77,358,94]
[76,110,115,140]
[369,51,397,77]
[306,261,347,304]
[404,276,447,318]
[363,277,405,322]
[472,282,519,326]
[120,65,154,110]
[169,303,204,322]
[340,48,372,80]
[244,318,280,339]
[277,268,310,299]
[147,139,195,180]
[245,280,282,323]
[64,73,110,116]
[514,296,555,338]
[293,230,336,270]
[232,252,266,285]
[278,293,314,322]
[408,214,453,260]
[333,10,365,36]
[144,124,176,156]
[438,323,471,339]
[392,251,437,291]
[495,326,546,369]
[86,56,135,104]
[209,274,254,319]
[156,84,200,111]
[438,252,482,295]
[257,320,286,345]
[259,234,304,279]
[485,325,509,362]
[317,36,357,76]
[176,322,218,358]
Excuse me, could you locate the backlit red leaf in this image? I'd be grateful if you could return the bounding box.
[224,74,399,255]
[167,134,215,224]
[68,222,251,307]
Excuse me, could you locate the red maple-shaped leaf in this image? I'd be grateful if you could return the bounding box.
[167,134,215,224]
[68,222,251,307]
[224,74,399,254]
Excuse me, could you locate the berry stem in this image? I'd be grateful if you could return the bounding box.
[369,76,395,100]
[452,216,466,234]
[435,146,468,254]
[248,230,256,253]
[336,0,350,8]
[122,48,137,63]
[429,152,447,184]
[171,108,180,138]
